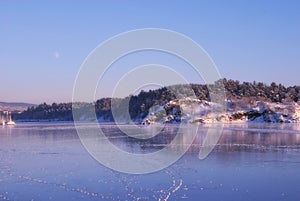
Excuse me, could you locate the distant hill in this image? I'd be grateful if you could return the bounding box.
[0,101,36,112]
[13,79,300,122]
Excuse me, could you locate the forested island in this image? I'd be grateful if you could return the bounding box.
[13,79,300,123]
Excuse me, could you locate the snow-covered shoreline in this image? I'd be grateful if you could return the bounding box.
[142,98,300,124]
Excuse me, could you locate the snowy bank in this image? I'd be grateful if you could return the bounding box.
[142,98,300,124]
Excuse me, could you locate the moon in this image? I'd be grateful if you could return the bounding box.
[53,51,60,59]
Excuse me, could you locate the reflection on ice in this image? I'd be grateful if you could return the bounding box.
[97,123,300,153]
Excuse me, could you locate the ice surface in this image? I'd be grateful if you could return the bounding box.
[1,123,300,200]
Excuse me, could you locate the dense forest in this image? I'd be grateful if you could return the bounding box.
[14,79,300,121]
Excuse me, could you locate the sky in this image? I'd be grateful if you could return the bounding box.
[1,0,300,104]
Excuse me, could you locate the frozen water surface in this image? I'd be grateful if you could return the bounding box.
[1,123,300,200]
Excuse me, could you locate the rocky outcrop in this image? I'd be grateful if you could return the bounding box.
[142,98,300,124]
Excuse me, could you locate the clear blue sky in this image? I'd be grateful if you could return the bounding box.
[1,0,299,103]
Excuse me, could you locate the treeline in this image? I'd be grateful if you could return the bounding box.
[14,102,73,121]
[223,79,300,102]
[14,79,300,121]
